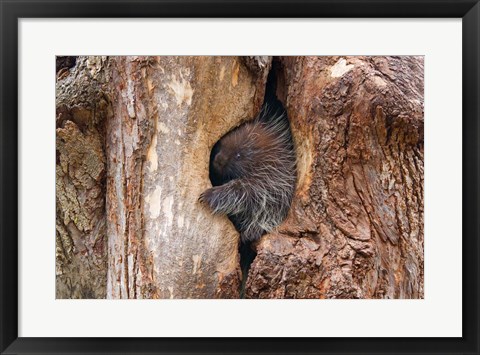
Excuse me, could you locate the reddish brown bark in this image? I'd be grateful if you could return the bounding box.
[246,56,424,299]
[105,56,270,298]
[56,56,423,299]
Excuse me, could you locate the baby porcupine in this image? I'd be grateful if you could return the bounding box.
[199,107,296,243]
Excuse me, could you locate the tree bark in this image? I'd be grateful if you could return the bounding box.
[246,56,424,299]
[56,56,109,298]
[56,56,423,299]
[105,56,270,298]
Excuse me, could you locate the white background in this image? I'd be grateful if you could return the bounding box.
[19,19,462,337]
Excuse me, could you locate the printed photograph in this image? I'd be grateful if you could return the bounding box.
[56,56,424,299]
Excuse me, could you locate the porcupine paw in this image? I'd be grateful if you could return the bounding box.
[198,187,219,210]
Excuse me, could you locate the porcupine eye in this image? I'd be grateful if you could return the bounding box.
[235,152,241,159]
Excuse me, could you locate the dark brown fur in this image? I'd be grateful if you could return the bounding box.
[200,111,296,242]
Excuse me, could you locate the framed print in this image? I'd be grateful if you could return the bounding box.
[1,0,479,354]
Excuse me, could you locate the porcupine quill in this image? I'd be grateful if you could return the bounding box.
[199,105,296,244]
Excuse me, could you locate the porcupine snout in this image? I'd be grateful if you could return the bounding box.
[212,151,227,173]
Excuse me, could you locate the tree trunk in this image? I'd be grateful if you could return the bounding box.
[105,56,270,298]
[56,56,423,299]
[246,56,424,299]
[55,56,109,298]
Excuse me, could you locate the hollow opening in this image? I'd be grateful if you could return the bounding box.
[208,58,292,297]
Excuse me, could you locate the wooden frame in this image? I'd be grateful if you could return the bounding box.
[1,1,478,354]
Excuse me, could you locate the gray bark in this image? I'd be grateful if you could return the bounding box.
[55,56,109,298]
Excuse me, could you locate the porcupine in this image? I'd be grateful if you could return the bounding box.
[199,106,296,244]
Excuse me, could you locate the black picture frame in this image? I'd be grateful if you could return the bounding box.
[1,1,479,354]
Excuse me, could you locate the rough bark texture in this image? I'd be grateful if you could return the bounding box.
[105,56,270,298]
[56,55,423,299]
[246,56,424,299]
[56,57,109,298]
